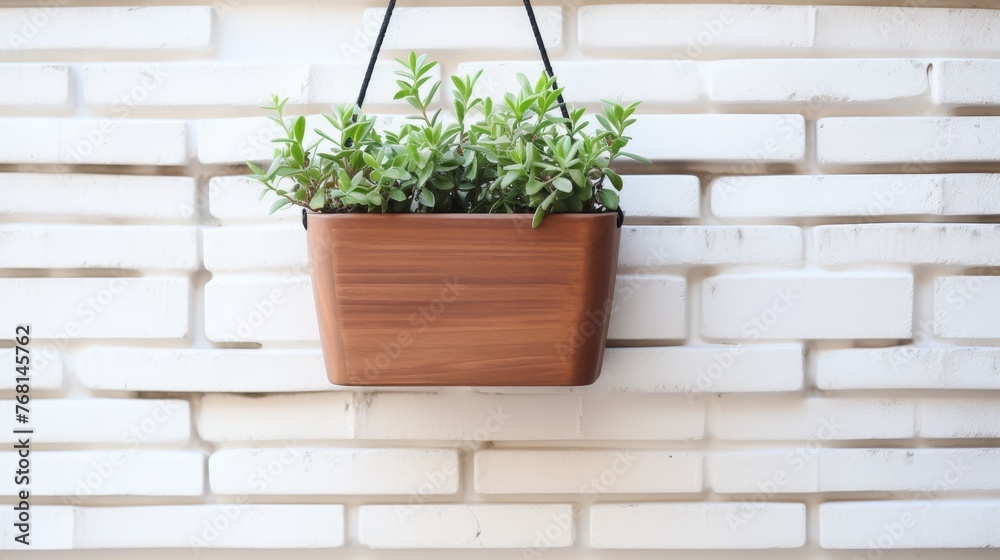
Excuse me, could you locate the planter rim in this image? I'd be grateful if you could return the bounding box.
[305,211,619,221]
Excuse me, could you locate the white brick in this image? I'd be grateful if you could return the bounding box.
[198,394,353,442]
[0,506,73,550]
[457,61,700,103]
[359,504,573,549]
[579,5,813,50]
[198,116,289,165]
[818,117,1000,164]
[817,224,1000,266]
[211,448,458,495]
[0,118,58,162]
[937,60,1000,105]
[204,276,316,342]
[629,114,805,162]
[820,501,1000,549]
[0,226,199,270]
[0,7,212,51]
[701,273,913,340]
[0,173,196,221]
[359,393,580,441]
[608,275,686,340]
[819,449,1000,492]
[0,451,202,496]
[82,63,426,107]
[707,450,819,493]
[78,348,329,393]
[581,394,706,440]
[73,505,344,548]
[816,347,1000,390]
[0,278,189,339]
[619,226,802,269]
[204,225,306,272]
[714,397,915,440]
[0,64,69,106]
[0,399,190,444]
[209,176,299,222]
[934,277,1000,338]
[83,63,310,107]
[710,59,928,103]
[0,119,187,165]
[475,450,702,494]
[618,175,700,219]
[198,114,411,164]
[368,7,561,50]
[918,399,1000,438]
[0,347,62,390]
[815,6,1000,53]
[711,174,1000,218]
[597,345,803,393]
[310,63,440,105]
[590,503,806,549]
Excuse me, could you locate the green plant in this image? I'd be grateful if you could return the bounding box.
[247,52,648,227]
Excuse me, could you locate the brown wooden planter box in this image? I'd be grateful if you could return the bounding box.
[306,212,621,386]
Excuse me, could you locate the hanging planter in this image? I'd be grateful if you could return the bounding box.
[246,1,647,385]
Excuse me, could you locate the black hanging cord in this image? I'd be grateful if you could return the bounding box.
[521,0,570,122]
[356,0,397,110]
[354,0,570,123]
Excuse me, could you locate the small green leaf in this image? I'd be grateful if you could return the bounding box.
[366,190,383,206]
[597,188,619,210]
[309,188,327,210]
[293,116,306,143]
[382,168,411,181]
[620,151,652,164]
[552,176,573,193]
[525,178,546,195]
[532,205,546,228]
[290,143,305,166]
[417,188,435,207]
[604,168,624,191]
[269,198,291,214]
[389,188,407,202]
[540,190,558,210]
[246,161,265,175]
[500,170,520,188]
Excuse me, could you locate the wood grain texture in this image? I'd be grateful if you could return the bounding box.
[306,212,621,386]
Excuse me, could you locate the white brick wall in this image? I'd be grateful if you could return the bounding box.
[590,502,806,548]
[5,1,1000,557]
[0,173,197,220]
[0,7,212,51]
